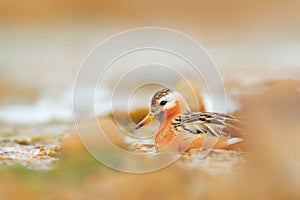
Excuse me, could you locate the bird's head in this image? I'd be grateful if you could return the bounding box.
[135,88,190,130]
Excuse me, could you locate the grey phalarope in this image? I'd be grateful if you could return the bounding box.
[135,88,244,152]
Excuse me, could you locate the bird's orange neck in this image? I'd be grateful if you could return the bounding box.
[155,101,183,151]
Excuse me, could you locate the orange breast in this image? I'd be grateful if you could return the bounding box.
[154,126,176,151]
[154,103,181,151]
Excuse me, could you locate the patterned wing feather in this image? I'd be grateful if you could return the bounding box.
[171,112,244,138]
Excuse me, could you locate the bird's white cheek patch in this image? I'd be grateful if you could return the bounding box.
[163,102,177,110]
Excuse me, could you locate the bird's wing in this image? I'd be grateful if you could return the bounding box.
[170,112,244,138]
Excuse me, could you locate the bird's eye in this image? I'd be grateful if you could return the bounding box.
[160,100,167,106]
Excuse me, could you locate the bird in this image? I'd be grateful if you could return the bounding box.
[135,88,244,152]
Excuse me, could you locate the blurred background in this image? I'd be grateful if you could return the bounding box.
[1,0,300,123]
[0,0,300,199]
[1,0,300,90]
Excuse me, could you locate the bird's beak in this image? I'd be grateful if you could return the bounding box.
[135,112,155,130]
